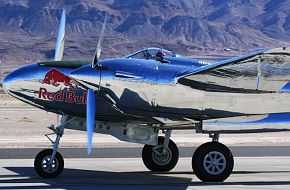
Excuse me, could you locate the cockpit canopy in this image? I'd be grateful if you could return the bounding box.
[125,47,212,67]
[125,47,181,60]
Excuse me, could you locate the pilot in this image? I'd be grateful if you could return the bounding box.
[144,50,152,60]
[156,49,166,62]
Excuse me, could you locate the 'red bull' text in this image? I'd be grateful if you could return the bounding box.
[38,88,86,104]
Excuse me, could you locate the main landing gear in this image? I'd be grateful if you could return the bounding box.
[142,130,179,172]
[192,133,234,182]
[34,115,75,178]
[192,142,234,182]
[142,131,234,182]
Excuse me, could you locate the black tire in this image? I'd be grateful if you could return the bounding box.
[34,149,64,178]
[142,136,179,172]
[192,142,234,182]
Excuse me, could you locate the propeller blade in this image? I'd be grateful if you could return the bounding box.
[54,9,66,124]
[92,13,108,67]
[86,89,96,155]
[54,9,66,61]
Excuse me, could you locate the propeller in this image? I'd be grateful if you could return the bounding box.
[86,13,108,155]
[86,89,96,155]
[54,9,66,61]
[92,13,108,68]
[54,9,66,124]
[54,9,66,123]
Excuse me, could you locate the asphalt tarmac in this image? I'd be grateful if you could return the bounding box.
[0,146,290,159]
[0,157,290,190]
[0,147,290,189]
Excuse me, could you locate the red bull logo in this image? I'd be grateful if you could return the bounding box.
[39,69,86,104]
[41,69,76,89]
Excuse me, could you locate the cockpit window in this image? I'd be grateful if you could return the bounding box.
[128,50,149,59]
[126,48,180,61]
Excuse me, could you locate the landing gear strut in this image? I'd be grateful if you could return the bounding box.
[142,130,179,172]
[192,133,234,182]
[34,115,75,178]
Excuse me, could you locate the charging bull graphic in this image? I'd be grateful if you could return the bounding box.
[41,69,76,89]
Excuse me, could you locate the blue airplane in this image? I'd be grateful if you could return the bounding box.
[3,10,290,182]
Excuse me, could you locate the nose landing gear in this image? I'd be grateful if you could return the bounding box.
[34,115,75,178]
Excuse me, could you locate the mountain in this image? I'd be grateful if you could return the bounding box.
[1,0,290,64]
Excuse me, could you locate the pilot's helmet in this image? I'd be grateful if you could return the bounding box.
[156,50,166,57]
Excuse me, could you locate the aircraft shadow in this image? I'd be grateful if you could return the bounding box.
[1,167,290,190]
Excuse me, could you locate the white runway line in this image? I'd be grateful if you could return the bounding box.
[0,183,50,187]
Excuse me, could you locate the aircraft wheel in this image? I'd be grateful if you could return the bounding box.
[142,136,179,172]
[192,142,234,182]
[34,149,64,178]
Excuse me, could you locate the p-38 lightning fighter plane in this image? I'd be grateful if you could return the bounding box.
[3,10,290,182]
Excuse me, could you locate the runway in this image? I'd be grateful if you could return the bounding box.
[0,157,290,190]
[0,146,290,159]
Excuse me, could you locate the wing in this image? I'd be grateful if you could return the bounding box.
[177,47,290,93]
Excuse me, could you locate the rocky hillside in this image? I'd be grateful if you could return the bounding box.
[0,0,290,63]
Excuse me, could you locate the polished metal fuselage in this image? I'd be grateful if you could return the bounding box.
[3,51,290,123]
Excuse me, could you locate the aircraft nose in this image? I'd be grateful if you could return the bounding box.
[2,69,16,94]
[2,64,37,98]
